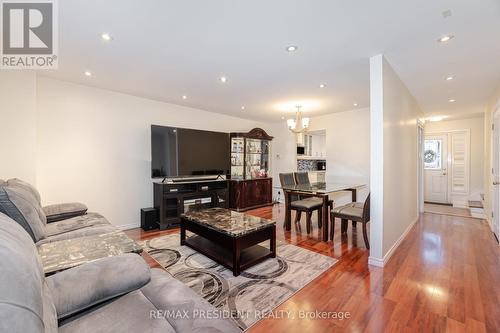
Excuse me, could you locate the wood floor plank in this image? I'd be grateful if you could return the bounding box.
[125,206,500,333]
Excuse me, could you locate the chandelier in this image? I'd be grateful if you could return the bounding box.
[287,105,310,133]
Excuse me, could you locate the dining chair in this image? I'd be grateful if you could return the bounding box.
[330,193,370,249]
[293,172,334,228]
[279,173,323,233]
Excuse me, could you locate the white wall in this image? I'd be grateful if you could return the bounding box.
[369,55,424,266]
[0,71,37,184]
[270,108,371,205]
[425,116,485,200]
[36,77,267,229]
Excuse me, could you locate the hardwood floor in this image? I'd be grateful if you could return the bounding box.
[125,204,500,333]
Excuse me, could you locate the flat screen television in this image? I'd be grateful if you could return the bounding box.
[151,125,230,179]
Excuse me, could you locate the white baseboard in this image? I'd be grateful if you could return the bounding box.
[118,223,139,230]
[368,215,419,268]
[367,256,384,267]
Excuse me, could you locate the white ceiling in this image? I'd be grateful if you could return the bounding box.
[40,0,500,122]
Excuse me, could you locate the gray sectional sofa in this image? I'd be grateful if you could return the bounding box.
[0,212,240,333]
[0,178,116,245]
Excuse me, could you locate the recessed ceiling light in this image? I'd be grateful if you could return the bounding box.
[84,71,92,77]
[286,45,298,52]
[446,76,454,81]
[438,35,454,43]
[182,95,187,100]
[100,33,112,41]
[353,103,358,107]
[241,106,245,110]
[319,84,326,88]
[219,76,227,83]
[449,99,456,103]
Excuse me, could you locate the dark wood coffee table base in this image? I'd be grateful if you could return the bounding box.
[180,217,276,276]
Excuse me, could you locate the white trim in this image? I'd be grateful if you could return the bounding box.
[117,223,139,230]
[368,215,419,267]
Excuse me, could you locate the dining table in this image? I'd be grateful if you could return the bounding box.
[279,182,365,241]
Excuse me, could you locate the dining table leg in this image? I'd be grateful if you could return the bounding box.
[284,190,291,231]
[322,195,329,241]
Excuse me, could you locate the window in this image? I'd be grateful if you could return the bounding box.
[424,139,442,170]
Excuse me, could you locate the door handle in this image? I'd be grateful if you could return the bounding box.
[494,181,500,185]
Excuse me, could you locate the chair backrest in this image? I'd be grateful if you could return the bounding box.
[279,173,295,187]
[363,193,371,221]
[0,213,57,333]
[294,172,311,185]
[279,173,299,202]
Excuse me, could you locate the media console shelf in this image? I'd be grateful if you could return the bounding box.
[153,179,228,230]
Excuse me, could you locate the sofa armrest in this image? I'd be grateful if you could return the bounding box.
[43,203,88,223]
[46,253,151,320]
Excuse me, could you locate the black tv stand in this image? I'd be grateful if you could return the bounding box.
[153,179,228,230]
[169,176,221,183]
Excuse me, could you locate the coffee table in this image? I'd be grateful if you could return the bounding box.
[38,230,143,275]
[180,207,276,276]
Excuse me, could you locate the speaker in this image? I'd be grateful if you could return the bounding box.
[141,208,159,231]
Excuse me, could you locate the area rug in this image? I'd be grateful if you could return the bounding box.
[140,234,337,331]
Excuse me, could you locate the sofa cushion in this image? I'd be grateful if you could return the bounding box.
[59,289,177,333]
[0,213,57,333]
[141,269,241,333]
[37,224,117,245]
[44,202,88,223]
[59,268,240,333]
[7,178,42,204]
[44,212,109,237]
[47,253,151,320]
[0,186,46,242]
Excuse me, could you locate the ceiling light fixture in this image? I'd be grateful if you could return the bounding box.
[84,71,92,77]
[446,76,454,81]
[438,35,454,43]
[287,105,310,134]
[100,33,112,41]
[449,99,456,103]
[182,95,187,100]
[286,45,298,52]
[219,76,227,83]
[353,103,358,107]
[241,106,245,110]
[319,83,326,88]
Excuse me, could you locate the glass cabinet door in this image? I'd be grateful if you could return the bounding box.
[230,137,244,179]
[245,139,270,179]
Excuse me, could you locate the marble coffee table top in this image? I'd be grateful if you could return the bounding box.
[181,207,275,237]
[38,230,142,274]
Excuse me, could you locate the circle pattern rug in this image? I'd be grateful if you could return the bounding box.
[140,234,337,331]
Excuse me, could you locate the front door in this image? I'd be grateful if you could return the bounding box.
[424,134,448,203]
